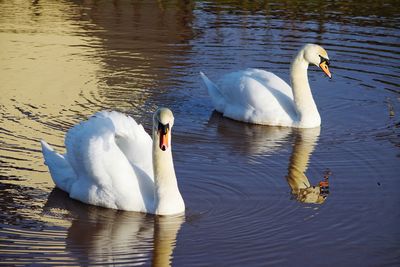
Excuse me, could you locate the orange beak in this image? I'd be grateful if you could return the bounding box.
[159,130,169,151]
[158,122,170,151]
[319,61,332,79]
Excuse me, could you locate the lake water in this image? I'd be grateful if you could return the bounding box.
[1,1,399,266]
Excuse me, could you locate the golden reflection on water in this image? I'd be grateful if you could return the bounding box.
[0,1,105,185]
[0,0,399,266]
[0,1,102,108]
[0,0,196,187]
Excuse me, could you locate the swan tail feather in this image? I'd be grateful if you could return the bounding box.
[200,72,225,111]
[40,140,76,193]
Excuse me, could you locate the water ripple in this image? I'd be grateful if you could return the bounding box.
[1,0,399,266]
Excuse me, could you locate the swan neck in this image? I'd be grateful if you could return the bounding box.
[153,144,176,187]
[152,131,184,215]
[290,51,320,127]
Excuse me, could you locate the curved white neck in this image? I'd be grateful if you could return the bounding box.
[152,132,185,215]
[290,51,320,128]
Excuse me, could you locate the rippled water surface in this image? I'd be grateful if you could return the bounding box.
[1,1,399,266]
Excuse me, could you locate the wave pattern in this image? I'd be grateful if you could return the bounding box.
[0,0,399,266]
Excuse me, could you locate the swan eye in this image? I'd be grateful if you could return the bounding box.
[319,55,330,66]
[319,55,332,78]
[158,122,169,135]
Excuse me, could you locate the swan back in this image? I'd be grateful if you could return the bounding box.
[65,111,153,181]
[201,69,298,126]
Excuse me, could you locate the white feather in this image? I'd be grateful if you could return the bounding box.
[201,44,331,128]
[41,110,184,215]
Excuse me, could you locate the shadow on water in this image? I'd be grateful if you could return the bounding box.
[207,111,292,156]
[207,111,331,204]
[43,188,184,266]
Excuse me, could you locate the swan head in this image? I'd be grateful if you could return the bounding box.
[153,108,175,151]
[303,44,332,79]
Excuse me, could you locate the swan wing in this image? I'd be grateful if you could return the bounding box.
[60,111,154,212]
[200,72,225,111]
[40,140,77,193]
[96,111,154,179]
[202,69,298,126]
[65,111,153,180]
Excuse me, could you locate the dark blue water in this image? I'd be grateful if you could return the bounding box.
[0,1,399,266]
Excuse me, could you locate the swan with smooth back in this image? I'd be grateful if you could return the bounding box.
[200,44,332,128]
[41,108,185,215]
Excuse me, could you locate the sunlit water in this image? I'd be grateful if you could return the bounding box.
[1,1,399,266]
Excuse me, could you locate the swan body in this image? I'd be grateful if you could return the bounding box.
[41,108,185,215]
[200,44,331,128]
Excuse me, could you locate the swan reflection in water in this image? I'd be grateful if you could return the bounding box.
[43,189,184,266]
[286,127,330,204]
[208,111,330,204]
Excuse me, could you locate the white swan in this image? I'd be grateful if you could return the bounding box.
[40,108,185,215]
[200,44,332,128]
